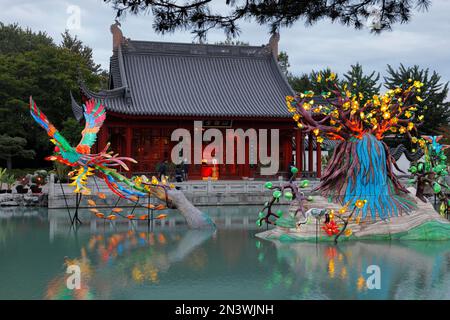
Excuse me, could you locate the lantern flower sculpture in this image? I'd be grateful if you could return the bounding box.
[322,220,339,236]
[409,135,450,216]
[286,77,424,221]
[256,166,310,229]
[256,164,365,241]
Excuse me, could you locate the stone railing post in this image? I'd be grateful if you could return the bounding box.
[207,178,212,194]
[49,173,55,198]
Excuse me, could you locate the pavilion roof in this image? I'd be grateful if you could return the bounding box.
[77,40,301,118]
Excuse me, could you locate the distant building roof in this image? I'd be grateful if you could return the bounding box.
[77,31,298,118]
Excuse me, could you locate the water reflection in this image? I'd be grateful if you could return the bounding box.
[255,240,450,299]
[0,207,47,245]
[1,206,450,300]
[45,228,215,300]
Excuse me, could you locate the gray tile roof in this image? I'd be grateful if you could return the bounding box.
[390,144,423,162]
[70,91,83,121]
[80,40,295,118]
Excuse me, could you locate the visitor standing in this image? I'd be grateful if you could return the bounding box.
[175,165,183,182]
[158,160,168,180]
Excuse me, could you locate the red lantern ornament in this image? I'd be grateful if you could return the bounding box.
[322,220,340,236]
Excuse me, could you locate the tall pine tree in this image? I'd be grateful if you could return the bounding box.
[343,63,380,99]
[384,64,450,135]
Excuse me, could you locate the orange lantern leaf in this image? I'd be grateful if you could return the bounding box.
[97,192,107,199]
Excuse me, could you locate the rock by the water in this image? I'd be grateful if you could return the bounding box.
[0,201,19,206]
[0,193,47,207]
[256,188,450,242]
[167,189,215,229]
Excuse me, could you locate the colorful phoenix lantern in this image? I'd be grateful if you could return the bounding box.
[286,78,426,221]
[29,97,173,222]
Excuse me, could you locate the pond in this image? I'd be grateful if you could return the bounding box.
[0,206,449,300]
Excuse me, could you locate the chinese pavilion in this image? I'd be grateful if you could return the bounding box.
[72,22,322,180]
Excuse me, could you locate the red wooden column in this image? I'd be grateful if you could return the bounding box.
[316,140,322,178]
[282,131,292,173]
[122,127,133,178]
[244,138,250,178]
[308,133,314,174]
[98,126,108,152]
[125,127,132,156]
[288,132,293,168]
[295,129,303,175]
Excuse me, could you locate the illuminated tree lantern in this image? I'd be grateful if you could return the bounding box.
[287,77,426,220]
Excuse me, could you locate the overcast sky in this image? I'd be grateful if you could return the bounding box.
[1,0,449,86]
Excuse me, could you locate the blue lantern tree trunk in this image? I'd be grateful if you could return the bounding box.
[318,133,416,220]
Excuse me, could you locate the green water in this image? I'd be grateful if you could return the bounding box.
[0,206,449,300]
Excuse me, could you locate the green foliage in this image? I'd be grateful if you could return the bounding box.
[288,65,380,102]
[9,168,48,179]
[343,63,380,98]
[287,68,340,94]
[3,173,16,190]
[61,30,101,73]
[60,118,83,146]
[288,74,312,94]
[0,135,35,169]
[384,64,450,135]
[0,23,107,168]
[214,39,249,46]
[0,168,6,188]
[0,22,53,54]
[277,51,290,77]
[0,167,17,189]
[107,0,431,39]
[309,68,340,93]
[54,162,70,182]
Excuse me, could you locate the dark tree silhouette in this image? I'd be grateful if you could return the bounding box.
[104,0,431,39]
